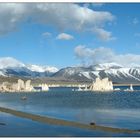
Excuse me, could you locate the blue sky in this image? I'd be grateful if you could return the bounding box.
[1,3,140,68]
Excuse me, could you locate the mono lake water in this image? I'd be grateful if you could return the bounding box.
[0,87,140,137]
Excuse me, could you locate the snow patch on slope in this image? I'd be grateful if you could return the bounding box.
[94,62,122,71]
[0,71,6,76]
[80,72,91,79]
[91,71,99,77]
[27,64,58,73]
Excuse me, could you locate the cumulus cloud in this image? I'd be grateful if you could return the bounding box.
[56,33,74,40]
[93,28,116,41]
[0,57,25,69]
[0,3,28,35]
[74,45,140,66]
[0,3,115,40]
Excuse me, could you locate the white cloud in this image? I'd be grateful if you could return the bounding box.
[27,64,58,73]
[74,45,140,66]
[33,3,114,31]
[93,28,115,41]
[42,32,52,37]
[0,3,28,35]
[0,57,59,72]
[0,57,25,69]
[0,3,115,41]
[56,33,74,40]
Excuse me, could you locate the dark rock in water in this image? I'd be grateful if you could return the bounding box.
[21,96,27,100]
[0,122,6,125]
[90,122,96,125]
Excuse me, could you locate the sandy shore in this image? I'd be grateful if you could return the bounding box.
[0,106,139,134]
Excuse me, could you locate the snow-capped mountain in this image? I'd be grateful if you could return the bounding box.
[1,57,140,84]
[0,57,25,69]
[27,64,58,73]
[0,57,58,77]
[90,63,123,71]
[52,63,140,84]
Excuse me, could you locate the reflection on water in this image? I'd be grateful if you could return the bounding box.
[0,87,140,136]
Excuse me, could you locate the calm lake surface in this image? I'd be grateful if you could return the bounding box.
[0,86,140,137]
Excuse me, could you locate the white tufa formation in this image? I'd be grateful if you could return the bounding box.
[25,80,33,91]
[90,77,113,92]
[17,79,25,91]
[0,79,34,92]
[39,84,49,91]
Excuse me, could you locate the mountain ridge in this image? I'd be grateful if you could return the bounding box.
[0,57,140,84]
[52,63,140,84]
[0,57,58,77]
